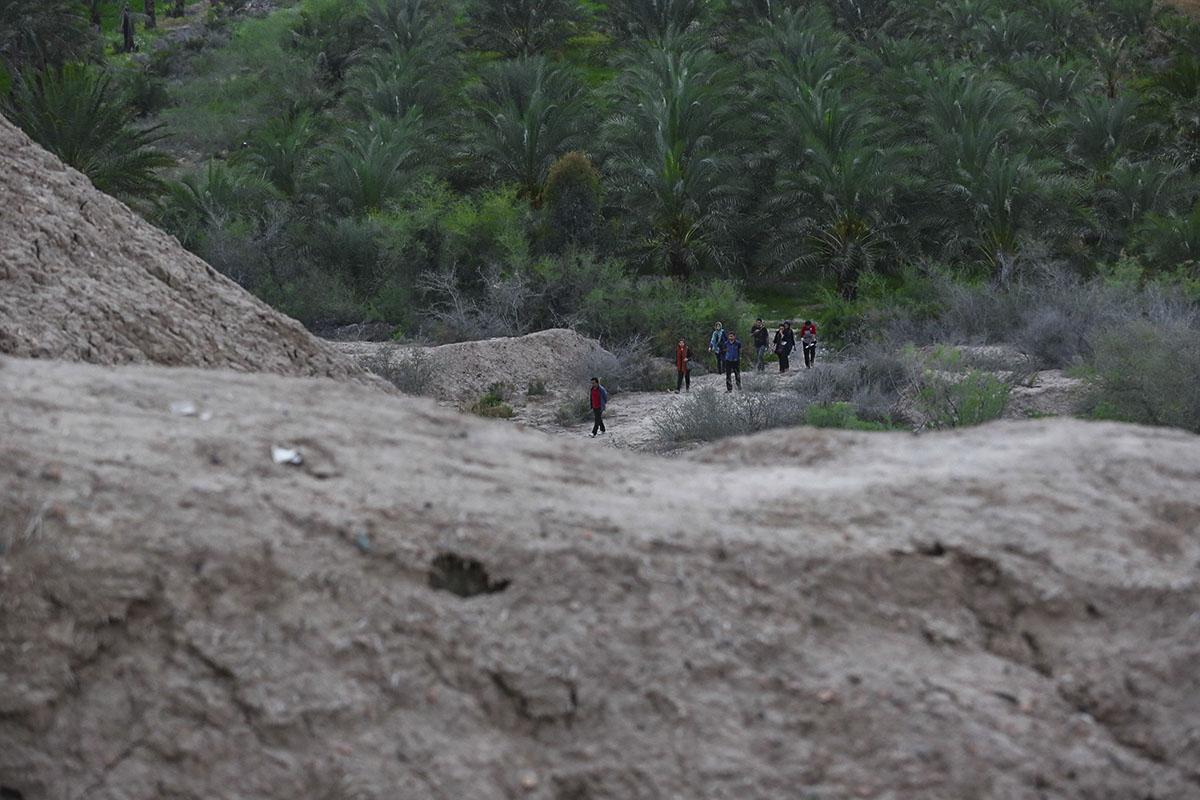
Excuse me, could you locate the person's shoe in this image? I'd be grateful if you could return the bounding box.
[589,432,597,437]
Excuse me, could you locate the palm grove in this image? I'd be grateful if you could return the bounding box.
[3,0,1200,430]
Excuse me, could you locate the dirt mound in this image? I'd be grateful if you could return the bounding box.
[332,328,613,403]
[0,117,379,387]
[3,354,1198,800]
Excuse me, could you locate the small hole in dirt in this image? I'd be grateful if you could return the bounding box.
[428,552,510,598]
[916,541,946,557]
[1,787,25,800]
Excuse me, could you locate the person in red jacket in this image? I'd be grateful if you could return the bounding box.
[589,377,608,437]
[674,339,693,392]
[799,319,818,368]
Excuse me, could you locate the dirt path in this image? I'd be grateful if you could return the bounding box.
[333,332,1085,453]
[518,366,795,451]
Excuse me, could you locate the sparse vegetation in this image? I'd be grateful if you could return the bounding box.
[354,346,437,395]
[652,386,806,443]
[469,381,515,418]
[1081,321,1200,432]
[554,394,592,426]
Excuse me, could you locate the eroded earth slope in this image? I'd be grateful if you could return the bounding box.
[2,355,1198,800]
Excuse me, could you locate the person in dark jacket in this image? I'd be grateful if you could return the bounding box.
[674,339,693,392]
[750,318,769,371]
[774,321,796,373]
[724,331,742,391]
[589,377,608,437]
[708,322,726,376]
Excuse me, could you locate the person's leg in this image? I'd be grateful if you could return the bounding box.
[684,370,690,390]
[779,352,787,372]
[733,361,741,388]
[757,345,765,371]
[599,410,605,432]
[592,408,602,435]
[677,370,684,392]
[726,362,733,391]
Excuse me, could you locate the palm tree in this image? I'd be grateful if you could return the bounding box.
[1091,158,1188,246]
[972,10,1044,64]
[911,63,1065,274]
[345,47,460,121]
[916,63,1030,178]
[467,0,589,57]
[360,0,456,54]
[1005,56,1093,122]
[464,56,590,201]
[1132,206,1200,272]
[604,0,704,42]
[1147,54,1200,172]
[826,0,908,42]
[312,110,428,214]
[231,109,317,197]
[348,0,462,117]
[601,35,749,277]
[924,0,994,52]
[160,160,280,249]
[750,6,844,92]
[766,79,907,297]
[0,0,94,80]
[2,63,172,205]
[1056,93,1146,179]
[1028,0,1088,50]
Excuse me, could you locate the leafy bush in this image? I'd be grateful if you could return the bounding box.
[542,150,606,253]
[804,402,892,430]
[469,381,515,417]
[916,369,1010,429]
[1081,321,1200,432]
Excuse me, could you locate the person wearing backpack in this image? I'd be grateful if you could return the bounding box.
[708,322,726,376]
[674,338,694,392]
[589,377,608,437]
[724,331,743,391]
[799,319,818,368]
[750,318,769,371]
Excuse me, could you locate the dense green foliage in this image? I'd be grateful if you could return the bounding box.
[3,0,1200,432]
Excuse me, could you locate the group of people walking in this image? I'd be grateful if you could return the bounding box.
[592,317,818,437]
[675,318,817,393]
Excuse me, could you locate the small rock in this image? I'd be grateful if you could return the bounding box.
[354,532,371,553]
[270,445,303,465]
[169,400,197,416]
[520,770,538,790]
